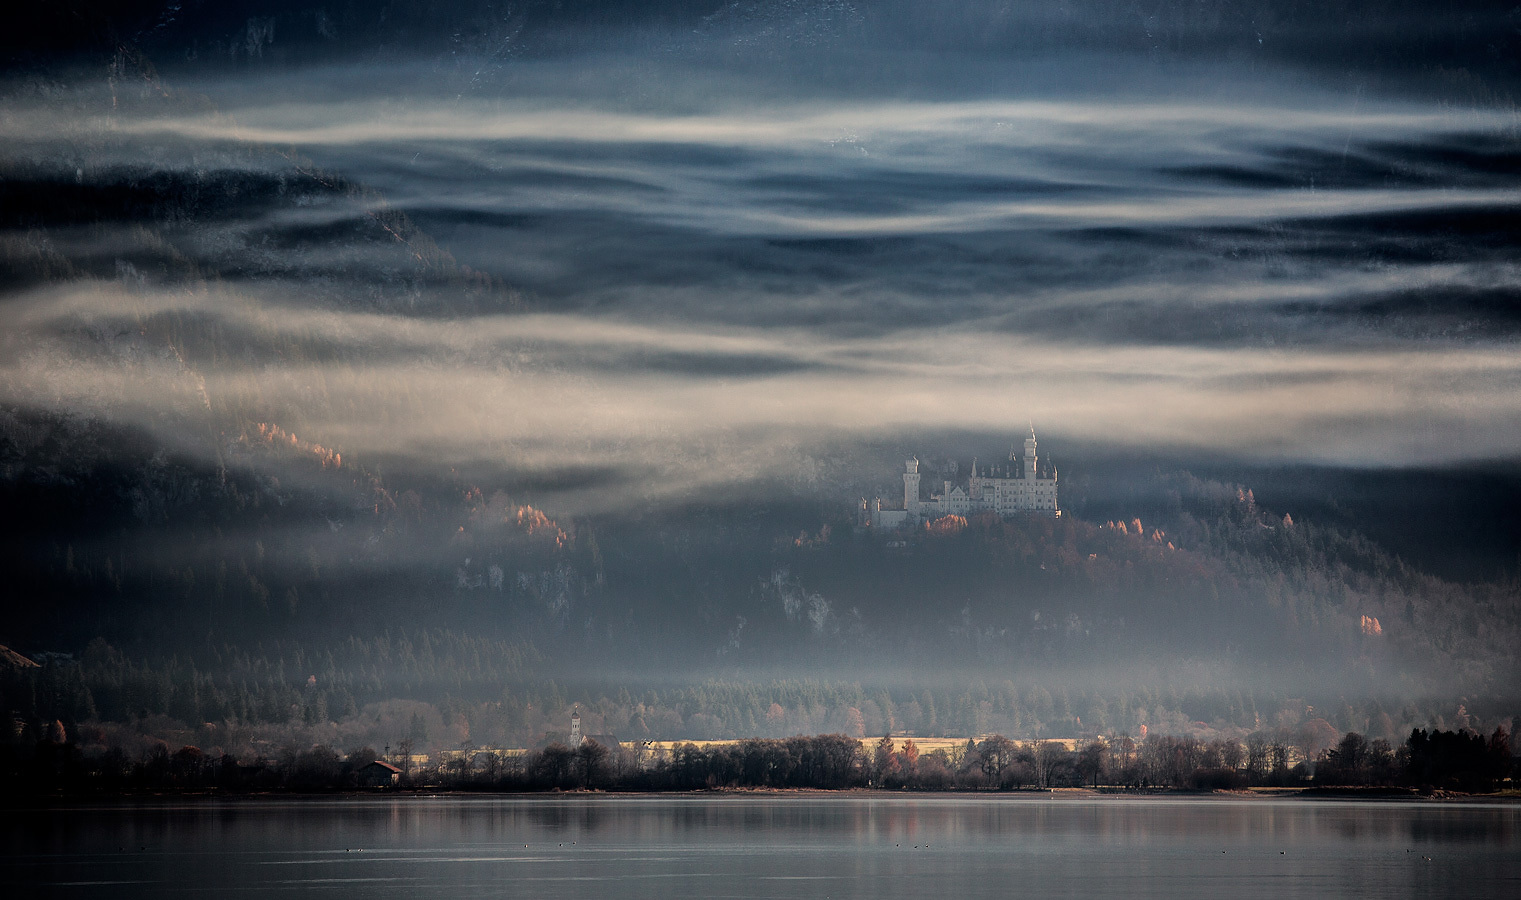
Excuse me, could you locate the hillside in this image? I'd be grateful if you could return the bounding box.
[3,401,1517,696]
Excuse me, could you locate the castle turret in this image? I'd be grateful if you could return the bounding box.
[1023,429,1038,481]
[904,458,920,515]
[570,709,582,746]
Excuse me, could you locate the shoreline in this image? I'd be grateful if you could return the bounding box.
[7,786,1519,808]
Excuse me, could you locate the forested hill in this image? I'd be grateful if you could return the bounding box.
[3,403,1518,704]
[3,16,1519,738]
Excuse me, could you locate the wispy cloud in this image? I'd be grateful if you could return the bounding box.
[5,62,1519,511]
[6,280,1520,515]
[35,97,1502,146]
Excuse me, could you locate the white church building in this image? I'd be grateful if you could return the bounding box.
[864,430,1059,529]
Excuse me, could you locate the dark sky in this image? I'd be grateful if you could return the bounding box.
[3,1,1519,514]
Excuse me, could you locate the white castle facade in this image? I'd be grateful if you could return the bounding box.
[863,430,1059,529]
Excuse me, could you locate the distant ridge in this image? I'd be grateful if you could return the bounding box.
[0,644,39,669]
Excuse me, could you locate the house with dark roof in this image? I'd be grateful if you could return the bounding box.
[358,759,402,787]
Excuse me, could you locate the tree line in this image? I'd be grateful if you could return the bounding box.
[5,725,1512,798]
[6,643,1515,761]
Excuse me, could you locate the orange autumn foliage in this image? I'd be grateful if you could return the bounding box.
[250,422,341,468]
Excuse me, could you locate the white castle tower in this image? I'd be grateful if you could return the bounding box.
[904,458,920,515]
[570,709,583,746]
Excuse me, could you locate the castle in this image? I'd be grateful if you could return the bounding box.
[863,429,1059,528]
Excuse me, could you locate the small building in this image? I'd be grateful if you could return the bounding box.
[358,759,402,787]
[569,709,617,751]
[583,733,619,750]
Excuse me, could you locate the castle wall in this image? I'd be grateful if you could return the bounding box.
[871,439,1059,528]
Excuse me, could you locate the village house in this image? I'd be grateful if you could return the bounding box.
[358,759,402,787]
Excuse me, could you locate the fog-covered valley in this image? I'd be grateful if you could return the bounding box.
[3,2,1519,760]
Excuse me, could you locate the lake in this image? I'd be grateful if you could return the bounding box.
[4,794,1518,898]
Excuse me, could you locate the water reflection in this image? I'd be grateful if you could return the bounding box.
[4,796,1516,899]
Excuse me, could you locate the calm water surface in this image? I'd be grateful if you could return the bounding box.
[5,795,1518,898]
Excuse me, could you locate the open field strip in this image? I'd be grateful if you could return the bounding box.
[633,737,1083,754]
